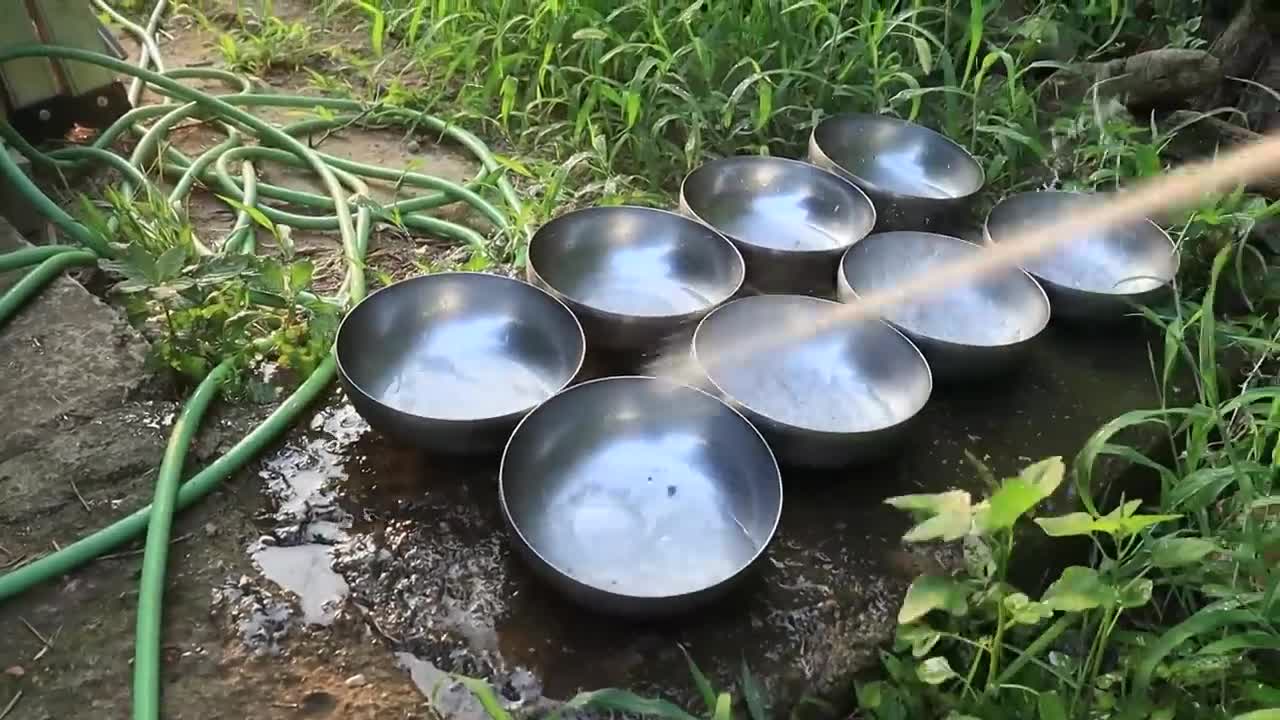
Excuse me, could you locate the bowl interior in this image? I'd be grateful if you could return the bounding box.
[682,156,875,252]
[841,232,1049,347]
[813,114,983,199]
[337,273,583,422]
[694,295,932,433]
[529,207,743,318]
[502,377,780,599]
[986,191,1177,295]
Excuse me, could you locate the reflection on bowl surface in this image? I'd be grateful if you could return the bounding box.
[695,295,931,434]
[840,231,1049,347]
[336,272,584,453]
[501,377,781,614]
[810,113,984,200]
[681,156,875,252]
[528,206,743,318]
[986,191,1176,296]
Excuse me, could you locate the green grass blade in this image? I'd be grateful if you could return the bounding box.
[713,693,732,720]
[740,660,770,720]
[561,689,700,720]
[1132,609,1263,695]
[681,645,718,715]
[457,677,513,720]
[961,0,984,88]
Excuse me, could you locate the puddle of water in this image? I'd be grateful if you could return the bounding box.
[251,544,350,625]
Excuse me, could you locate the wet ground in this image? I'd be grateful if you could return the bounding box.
[238,316,1164,715]
[1,3,1171,718]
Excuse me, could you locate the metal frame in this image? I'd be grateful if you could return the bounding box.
[1,0,131,143]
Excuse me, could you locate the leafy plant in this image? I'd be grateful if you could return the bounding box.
[862,245,1280,720]
[199,7,338,74]
[79,189,339,387]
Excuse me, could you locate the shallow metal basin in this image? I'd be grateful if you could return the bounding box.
[336,272,585,454]
[679,156,876,295]
[983,190,1178,321]
[838,231,1050,378]
[692,295,932,468]
[500,376,782,617]
[808,113,984,233]
[527,206,745,357]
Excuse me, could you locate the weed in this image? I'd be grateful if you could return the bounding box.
[78,188,339,388]
[197,6,338,75]
[859,248,1280,720]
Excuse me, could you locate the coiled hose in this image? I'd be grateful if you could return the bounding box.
[0,42,521,720]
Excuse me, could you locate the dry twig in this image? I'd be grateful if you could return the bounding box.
[0,691,23,720]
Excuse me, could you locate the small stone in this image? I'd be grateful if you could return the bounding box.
[406,139,422,154]
[344,673,368,687]
[204,522,217,537]
[4,665,24,677]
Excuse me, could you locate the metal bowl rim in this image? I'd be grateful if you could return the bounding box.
[677,155,878,256]
[809,112,986,201]
[691,294,934,435]
[334,271,587,425]
[982,189,1180,297]
[498,375,783,601]
[527,205,747,320]
[838,230,1052,349]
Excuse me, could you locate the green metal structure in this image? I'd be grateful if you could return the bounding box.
[0,0,130,142]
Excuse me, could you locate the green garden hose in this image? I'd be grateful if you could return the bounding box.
[0,144,112,256]
[0,38,522,720]
[133,360,233,720]
[0,250,99,326]
[0,245,81,273]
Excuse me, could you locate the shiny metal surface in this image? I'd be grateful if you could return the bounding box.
[808,113,984,233]
[838,232,1050,378]
[336,272,585,454]
[984,190,1178,321]
[692,295,932,468]
[679,156,876,295]
[527,206,745,356]
[500,376,782,617]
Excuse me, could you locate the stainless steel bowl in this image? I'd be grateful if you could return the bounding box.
[692,295,932,468]
[837,231,1050,378]
[808,113,984,233]
[500,376,782,617]
[527,206,745,356]
[336,272,585,454]
[983,190,1178,321]
[679,156,876,295]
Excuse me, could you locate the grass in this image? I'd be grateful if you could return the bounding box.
[854,243,1280,719]
[301,0,1214,206]
[111,0,1280,717]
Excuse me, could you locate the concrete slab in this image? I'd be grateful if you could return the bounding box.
[0,218,151,459]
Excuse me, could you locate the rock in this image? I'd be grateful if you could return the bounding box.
[1043,49,1222,111]
[1161,110,1280,199]
[0,220,151,454]
[4,665,24,677]
[1198,0,1272,110]
[344,673,368,687]
[0,218,164,521]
